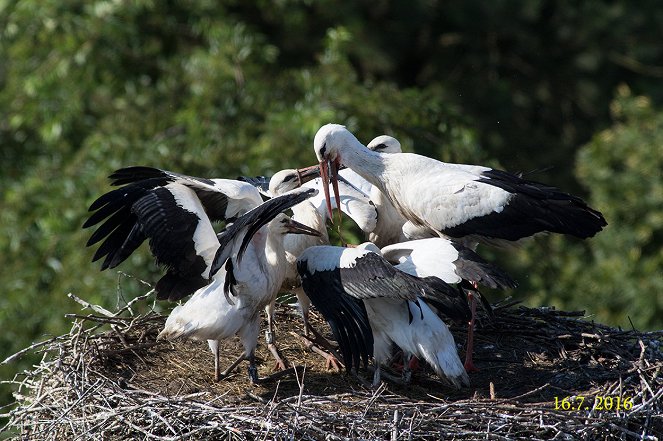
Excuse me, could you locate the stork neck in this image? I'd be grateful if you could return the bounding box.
[292,202,325,232]
[264,228,286,274]
[339,142,387,191]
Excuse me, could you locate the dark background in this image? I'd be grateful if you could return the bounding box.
[1,0,662,408]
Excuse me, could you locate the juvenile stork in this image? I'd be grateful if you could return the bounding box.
[296,243,471,388]
[158,209,319,383]
[84,166,320,382]
[240,168,376,369]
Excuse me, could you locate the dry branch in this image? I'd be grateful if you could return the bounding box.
[2,293,661,440]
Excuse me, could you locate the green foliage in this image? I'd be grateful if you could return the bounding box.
[1,0,662,411]
[575,87,663,328]
[501,87,663,330]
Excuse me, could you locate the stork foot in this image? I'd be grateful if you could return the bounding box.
[463,358,479,373]
[268,343,290,371]
[323,353,342,372]
[368,365,409,387]
[293,331,343,372]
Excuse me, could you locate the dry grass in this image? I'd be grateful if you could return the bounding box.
[2,290,661,440]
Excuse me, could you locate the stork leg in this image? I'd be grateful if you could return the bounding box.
[463,286,479,372]
[401,353,419,384]
[265,302,289,371]
[209,340,221,382]
[371,365,382,388]
[247,352,259,384]
[390,350,421,380]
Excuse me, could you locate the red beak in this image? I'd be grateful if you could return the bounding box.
[319,157,342,224]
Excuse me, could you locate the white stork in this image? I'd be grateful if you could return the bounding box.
[296,242,471,388]
[239,168,376,369]
[313,124,607,369]
[314,124,606,246]
[267,170,340,367]
[158,210,319,383]
[321,135,435,247]
[84,166,320,382]
[381,237,517,371]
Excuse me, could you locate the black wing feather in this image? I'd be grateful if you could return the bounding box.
[211,188,317,275]
[340,253,468,318]
[450,243,518,290]
[297,263,373,372]
[237,175,272,196]
[442,169,607,241]
[108,166,230,222]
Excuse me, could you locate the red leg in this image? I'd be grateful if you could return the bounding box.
[408,355,420,371]
[464,288,479,372]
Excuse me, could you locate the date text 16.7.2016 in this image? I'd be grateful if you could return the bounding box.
[554,396,633,411]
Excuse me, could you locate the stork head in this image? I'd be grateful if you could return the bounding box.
[313,124,360,223]
[271,213,321,237]
[367,135,402,154]
[269,167,320,196]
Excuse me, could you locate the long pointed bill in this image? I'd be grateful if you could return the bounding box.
[319,158,343,224]
[330,157,342,225]
[295,164,321,185]
[319,159,333,221]
[285,218,322,237]
[295,163,349,185]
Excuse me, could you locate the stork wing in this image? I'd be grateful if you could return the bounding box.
[210,187,318,277]
[237,175,272,198]
[297,245,471,370]
[297,260,373,373]
[84,166,263,301]
[84,181,218,300]
[84,167,263,265]
[105,166,263,222]
[382,238,517,290]
[338,251,467,317]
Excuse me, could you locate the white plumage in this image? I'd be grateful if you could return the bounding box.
[158,213,317,382]
[313,124,607,248]
[85,166,320,382]
[296,242,471,388]
[355,243,470,389]
[268,169,330,338]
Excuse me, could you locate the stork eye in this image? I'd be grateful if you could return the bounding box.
[284,175,295,182]
[373,143,387,151]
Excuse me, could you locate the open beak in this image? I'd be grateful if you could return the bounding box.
[285,218,322,237]
[319,157,342,224]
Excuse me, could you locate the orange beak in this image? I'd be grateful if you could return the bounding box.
[319,157,342,224]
